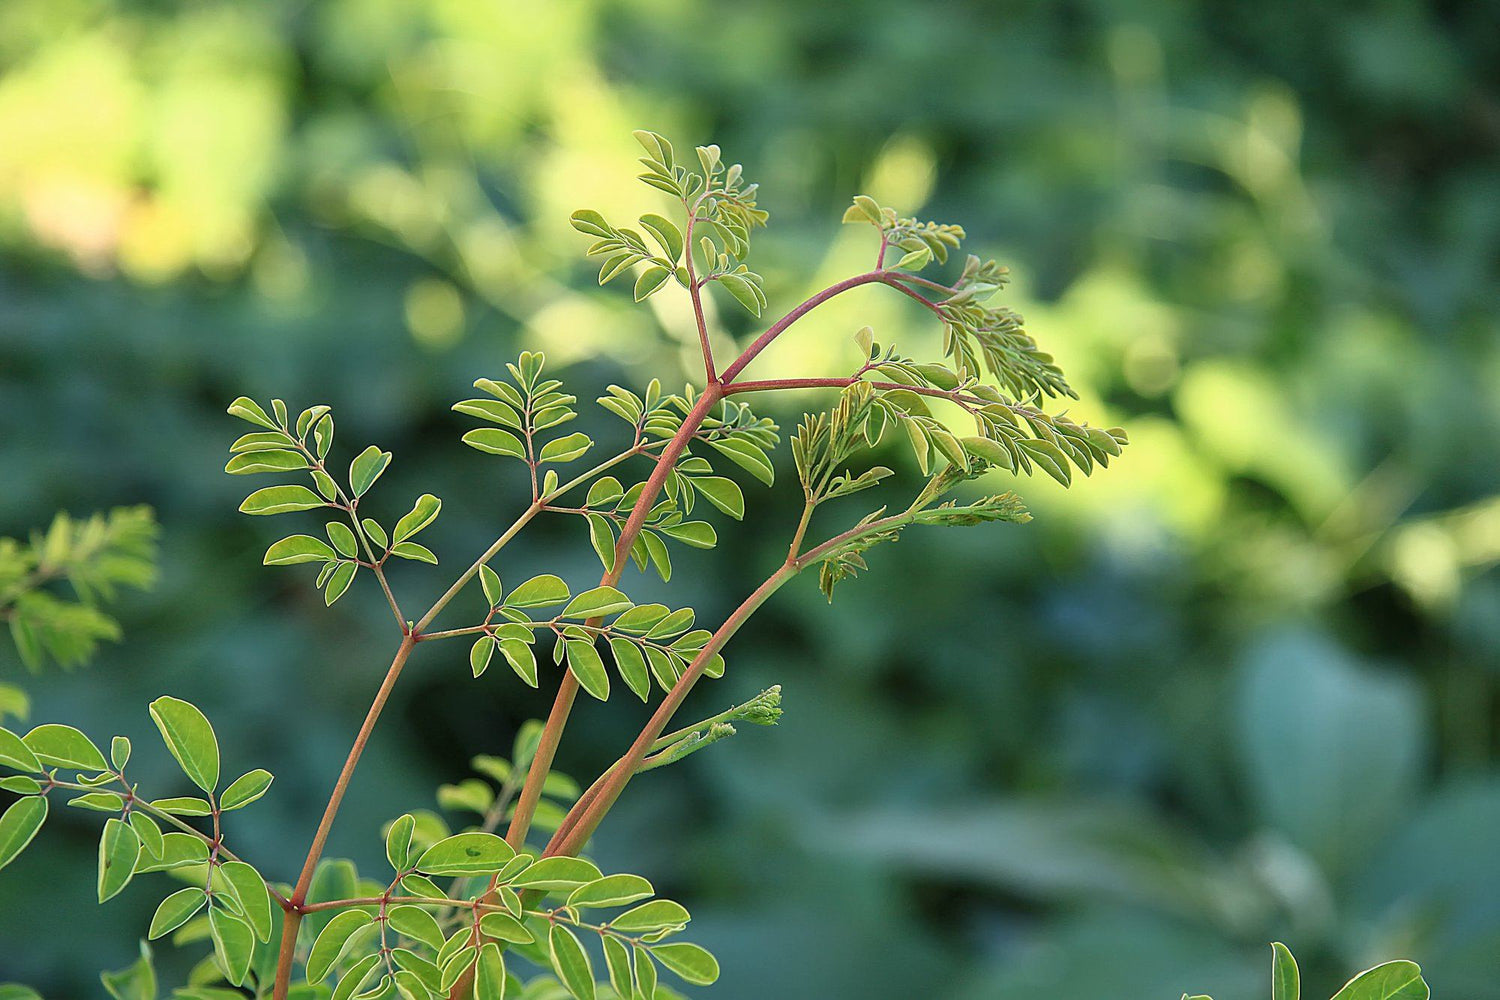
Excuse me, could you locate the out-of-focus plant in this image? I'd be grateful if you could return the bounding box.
[0,132,1423,1000]
[0,506,158,721]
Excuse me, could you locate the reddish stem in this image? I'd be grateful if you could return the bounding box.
[545,562,797,857]
[272,633,416,1000]
[719,272,887,382]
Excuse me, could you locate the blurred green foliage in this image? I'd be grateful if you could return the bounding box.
[0,1,1496,998]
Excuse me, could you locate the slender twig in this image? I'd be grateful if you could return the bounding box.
[414,444,650,636]
[682,191,717,383]
[879,275,947,320]
[725,375,999,417]
[502,385,725,850]
[43,775,289,907]
[545,561,797,857]
[719,271,887,382]
[546,506,922,857]
[272,633,415,999]
[286,436,407,631]
[887,271,958,296]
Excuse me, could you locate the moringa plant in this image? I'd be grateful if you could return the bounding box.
[0,133,1425,1000]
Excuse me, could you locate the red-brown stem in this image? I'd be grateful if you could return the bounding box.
[546,502,921,857]
[502,386,725,850]
[437,388,729,1000]
[545,561,797,857]
[683,196,717,383]
[443,262,934,996]
[546,703,721,847]
[719,272,887,382]
[726,376,988,413]
[272,910,301,1000]
[881,275,947,319]
[502,266,944,854]
[272,633,416,999]
[537,272,958,858]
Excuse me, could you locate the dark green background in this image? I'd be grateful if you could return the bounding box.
[2,1,1498,997]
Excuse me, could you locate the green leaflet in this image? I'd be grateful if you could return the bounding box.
[689,476,744,519]
[1272,942,1299,1000]
[97,817,141,902]
[608,637,651,701]
[633,266,671,302]
[349,446,392,497]
[500,639,538,687]
[220,769,274,811]
[610,899,690,933]
[633,945,658,1000]
[470,636,495,677]
[561,586,632,619]
[100,941,156,1000]
[548,925,594,1000]
[330,954,383,1000]
[264,534,335,565]
[307,910,374,984]
[215,861,273,942]
[22,723,108,771]
[463,428,526,458]
[0,796,47,872]
[386,813,416,872]
[564,639,610,701]
[394,494,442,543]
[509,856,602,891]
[650,941,720,986]
[110,736,131,770]
[128,812,163,859]
[415,832,515,876]
[388,905,445,951]
[209,906,255,986]
[134,831,208,872]
[148,696,220,792]
[1329,961,1429,1000]
[505,575,570,608]
[602,935,632,1000]
[240,485,327,515]
[538,432,592,464]
[477,911,533,945]
[0,728,41,772]
[567,873,654,909]
[224,449,306,475]
[474,942,507,1000]
[148,886,208,939]
[706,437,774,486]
[327,521,358,558]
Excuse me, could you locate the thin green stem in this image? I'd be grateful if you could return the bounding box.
[414,443,650,636]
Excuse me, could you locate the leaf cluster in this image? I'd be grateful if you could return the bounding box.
[571,132,769,316]
[464,575,724,704]
[0,506,158,671]
[228,396,441,605]
[0,698,277,990]
[856,331,1127,486]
